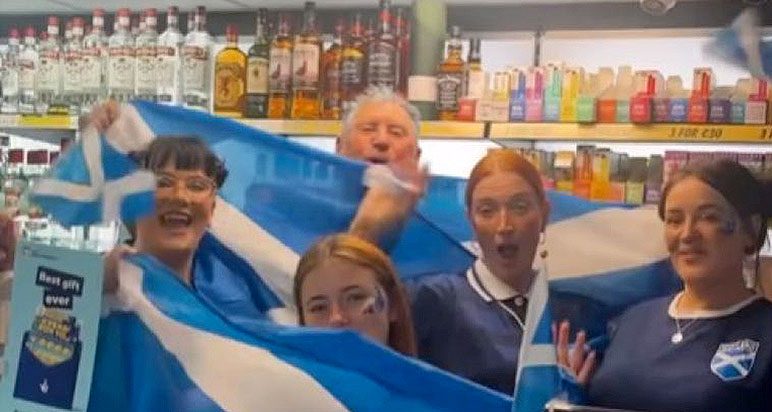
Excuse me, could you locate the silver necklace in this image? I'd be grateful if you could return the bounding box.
[671,295,699,344]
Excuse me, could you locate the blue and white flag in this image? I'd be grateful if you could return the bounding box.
[705,8,772,80]
[32,101,680,411]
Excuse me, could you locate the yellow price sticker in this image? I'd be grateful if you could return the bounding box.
[759,127,772,141]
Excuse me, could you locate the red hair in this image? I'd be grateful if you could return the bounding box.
[466,149,547,210]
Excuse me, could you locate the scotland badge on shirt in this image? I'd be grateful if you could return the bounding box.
[710,339,760,382]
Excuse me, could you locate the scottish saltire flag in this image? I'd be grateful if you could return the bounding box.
[705,8,772,80]
[32,101,680,411]
[31,101,510,411]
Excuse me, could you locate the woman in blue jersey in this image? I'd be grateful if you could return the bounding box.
[408,149,563,395]
[561,159,771,412]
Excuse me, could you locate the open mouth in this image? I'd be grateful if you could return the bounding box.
[366,157,388,165]
[159,211,193,229]
[496,243,519,259]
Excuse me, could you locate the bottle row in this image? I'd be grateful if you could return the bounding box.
[0,0,411,120]
[525,146,772,205]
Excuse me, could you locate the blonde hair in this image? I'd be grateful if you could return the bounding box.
[293,233,417,356]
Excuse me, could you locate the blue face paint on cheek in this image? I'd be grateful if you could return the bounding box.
[720,219,737,234]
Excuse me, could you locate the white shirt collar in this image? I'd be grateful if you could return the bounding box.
[466,259,530,302]
[667,292,763,319]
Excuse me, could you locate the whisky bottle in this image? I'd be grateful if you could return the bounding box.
[321,20,343,120]
[290,1,321,119]
[245,8,270,118]
[214,24,246,117]
[267,14,292,119]
[394,7,410,97]
[367,0,396,90]
[340,12,366,112]
[436,26,465,120]
[466,37,484,99]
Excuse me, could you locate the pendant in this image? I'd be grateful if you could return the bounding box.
[671,332,683,344]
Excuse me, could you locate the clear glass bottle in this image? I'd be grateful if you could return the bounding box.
[107,8,136,102]
[245,8,270,118]
[81,8,108,112]
[1,28,21,114]
[182,6,212,111]
[63,17,85,115]
[135,8,159,101]
[367,0,396,90]
[37,16,63,114]
[156,6,183,105]
[18,26,38,115]
[267,14,292,119]
[341,13,366,112]
[436,26,465,120]
[214,24,246,117]
[290,1,322,119]
[394,7,410,97]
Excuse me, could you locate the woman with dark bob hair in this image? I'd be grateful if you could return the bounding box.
[561,159,772,412]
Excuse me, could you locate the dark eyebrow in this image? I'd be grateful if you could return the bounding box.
[305,295,329,305]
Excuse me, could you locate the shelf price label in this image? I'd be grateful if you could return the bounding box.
[667,126,723,140]
[0,115,19,129]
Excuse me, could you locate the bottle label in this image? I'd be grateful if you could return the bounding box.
[214,62,244,109]
[18,60,36,90]
[291,43,320,89]
[247,55,269,94]
[466,70,485,99]
[367,43,395,87]
[63,51,81,92]
[268,47,291,93]
[108,46,135,89]
[80,50,102,90]
[341,57,364,87]
[182,45,208,92]
[436,73,463,111]
[156,47,179,97]
[2,70,19,96]
[135,46,157,91]
[37,51,61,92]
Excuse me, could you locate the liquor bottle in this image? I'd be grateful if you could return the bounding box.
[436,26,465,120]
[107,8,135,102]
[38,16,63,114]
[1,28,21,114]
[182,6,212,111]
[82,9,108,112]
[290,1,321,119]
[267,14,292,119]
[245,8,270,118]
[64,20,73,45]
[157,6,183,105]
[367,0,396,90]
[63,17,85,115]
[18,26,38,115]
[394,7,410,97]
[321,19,344,120]
[214,24,246,117]
[465,38,484,99]
[341,13,366,112]
[135,8,159,101]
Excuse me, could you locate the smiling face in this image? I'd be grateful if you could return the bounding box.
[468,171,547,289]
[336,100,420,167]
[135,163,217,262]
[663,177,755,288]
[299,257,393,346]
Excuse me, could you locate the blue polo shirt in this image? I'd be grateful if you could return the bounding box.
[407,260,526,395]
[588,294,772,412]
